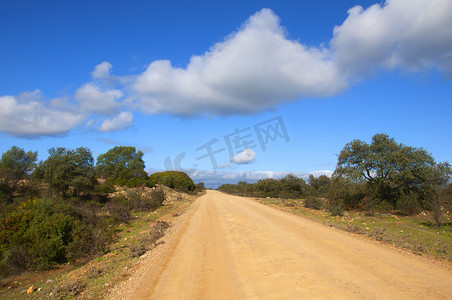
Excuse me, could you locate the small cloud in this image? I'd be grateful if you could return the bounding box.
[99,111,133,132]
[92,61,113,80]
[97,137,125,145]
[309,170,334,178]
[217,163,232,169]
[138,146,153,153]
[230,149,257,164]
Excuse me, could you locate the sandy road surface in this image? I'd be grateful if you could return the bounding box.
[112,190,452,299]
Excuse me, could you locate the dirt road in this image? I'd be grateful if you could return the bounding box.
[112,190,452,299]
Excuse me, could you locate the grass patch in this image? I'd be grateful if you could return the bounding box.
[257,197,452,262]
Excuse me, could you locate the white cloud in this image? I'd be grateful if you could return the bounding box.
[2,3,452,138]
[99,111,134,132]
[331,0,452,78]
[133,8,346,116]
[131,2,452,116]
[0,91,86,137]
[74,83,123,115]
[308,170,334,178]
[92,61,113,80]
[230,149,257,164]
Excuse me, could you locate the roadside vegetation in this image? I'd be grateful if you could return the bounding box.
[260,197,452,261]
[0,187,198,299]
[0,144,203,289]
[219,133,452,260]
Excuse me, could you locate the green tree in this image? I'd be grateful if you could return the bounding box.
[256,178,282,198]
[0,146,38,205]
[0,146,38,181]
[335,133,451,217]
[279,174,306,198]
[195,182,205,191]
[149,171,195,192]
[308,174,331,197]
[36,147,96,197]
[96,146,147,183]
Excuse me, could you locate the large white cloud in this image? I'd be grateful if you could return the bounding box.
[331,0,452,78]
[132,1,452,116]
[0,91,86,137]
[2,2,452,137]
[74,83,123,116]
[133,8,346,116]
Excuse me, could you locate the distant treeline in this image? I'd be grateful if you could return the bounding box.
[219,134,452,226]
[0,145,199,277]
[218,174,330,199]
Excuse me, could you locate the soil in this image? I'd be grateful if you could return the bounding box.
[109,190,452,299]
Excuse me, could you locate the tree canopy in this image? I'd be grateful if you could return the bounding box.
[0,146,37,181]
[149,171,195,192]
[35,147,96,197]
[334,133,451,217]
[96,146,147,181]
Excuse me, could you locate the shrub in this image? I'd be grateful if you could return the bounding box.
[105,197,132,223]
[397,192,421,215]
[328,198,344,216]
[50,279,86,299]
[67,222,112,261]
[150,188,166,208]
[0,246,32,275]
[149,221,170,242]
[95,181,116,194]
[124,187,165,212]
[129,221,169,258]
[345,224,365,234]
[25,211,75,269]
[368,227,386,241]
[149,171,195,192]
[304,198,323,210]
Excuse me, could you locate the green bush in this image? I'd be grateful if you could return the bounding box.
[0,246,32,275]
[397,192,421,215]
[105,196,132,223]
[328,198,344,216]
[150,188,166,207]
[129,221,169,258]
[149,171,195,192]
[0,196,118,275]
[95,181,116,194]
[67,222,111,261]
[304,198,323,210]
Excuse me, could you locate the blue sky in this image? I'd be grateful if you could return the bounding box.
[1,0,451,187]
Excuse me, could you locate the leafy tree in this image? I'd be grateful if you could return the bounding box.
[35,147,96,197]
[279,174,307,198]
[256,178,282,198]
[0,146,38,181]
[0,146,38,205]
[335,133,451,218]
[149,171,195,192]
[308,174,331,197]
[195,182,205,191]
[96,146,147,183]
